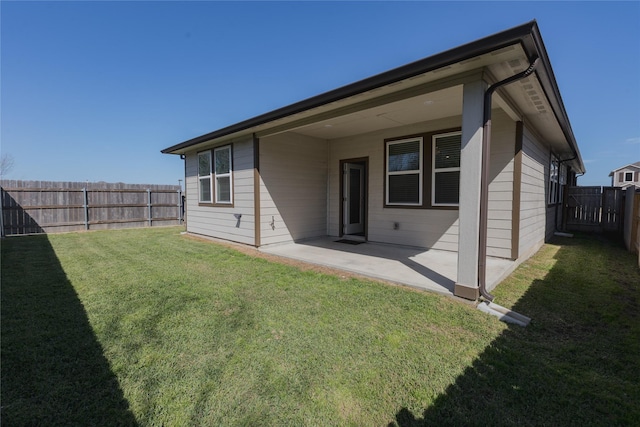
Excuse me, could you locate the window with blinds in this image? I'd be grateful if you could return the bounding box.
[386,138,422,205]
[432,132,461,206]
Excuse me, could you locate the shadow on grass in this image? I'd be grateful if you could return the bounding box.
[390,234,640,426]
[1,235,138,425]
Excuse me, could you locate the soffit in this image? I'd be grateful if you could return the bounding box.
[290,85,463,140]
[254,45,524,140]
[487,59,571,159]
[277,48,580,172]
[176,44,527,153]
[258,45,540,142]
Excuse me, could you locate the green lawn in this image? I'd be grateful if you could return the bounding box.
[2,227,638,426]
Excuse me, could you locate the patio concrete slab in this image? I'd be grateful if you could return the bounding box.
[260,237,516,297]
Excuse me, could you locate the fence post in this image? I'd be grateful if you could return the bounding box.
[147,189,152,227]
[83,187,89,230]
[0,187,5,238]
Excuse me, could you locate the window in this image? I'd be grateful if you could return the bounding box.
[625,172,633,182]
[198,151,212,203]
[384,129,461,209]
[386,138,422,205]
[432,132,461,206]
[549,158,568,204]
[214,145,232,204]
[197,145,233,205]
[549,156,560,205]
[559,163,567,203]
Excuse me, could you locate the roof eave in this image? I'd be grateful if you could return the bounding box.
[521,22,585,173]
[162,21,537,155]
[162,19,585,175]
[611,163,640,174]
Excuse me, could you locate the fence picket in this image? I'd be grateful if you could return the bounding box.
[1,180,183,235]
[565,186,624,233]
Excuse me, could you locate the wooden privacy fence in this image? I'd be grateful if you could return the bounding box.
[564,186,624,233]
[1,180,183,236]
[622,187,640,266]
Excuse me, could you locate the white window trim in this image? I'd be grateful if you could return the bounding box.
[197,151,212,204]
[385,137,423,206]
[548,155,560,205]
[214,145,233,204]
[624,172,634,182]
[431,131,461,207]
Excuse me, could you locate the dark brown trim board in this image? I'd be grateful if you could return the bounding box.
[511,121,523,260]
[454,283,479,301]
[253,134,261,247]
[198,202,235,208]
[183,155,187,228]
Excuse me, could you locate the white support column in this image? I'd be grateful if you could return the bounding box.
[455,80,487,300]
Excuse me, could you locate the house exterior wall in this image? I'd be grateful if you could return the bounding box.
[329,116,460,250]
[184,137,255,245]
[518,126,553,257]
[180,110,542,262]
[327,110,516,255]
[486,109,517,258]
[259,132,328,245]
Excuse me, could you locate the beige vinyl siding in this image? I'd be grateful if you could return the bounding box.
[184,137,255,245]
[259,132,328,246]
[519,126,551,255]
[329,116,461,250]
[486,109,516,258]
[328,110,515,254]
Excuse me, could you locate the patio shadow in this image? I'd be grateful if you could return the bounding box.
[388,234,640,426]
[399,256,455,290]
[1,235,138,425]
[279,238,463,294]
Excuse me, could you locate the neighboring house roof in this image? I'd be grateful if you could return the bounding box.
[162,20,585,174]
[608,161,640,176]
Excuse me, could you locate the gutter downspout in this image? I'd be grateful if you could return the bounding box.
[478,57,540,302]
[180,154,186,229]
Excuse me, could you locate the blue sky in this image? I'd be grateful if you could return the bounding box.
[2,1,639,187]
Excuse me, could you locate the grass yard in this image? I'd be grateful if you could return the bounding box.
[1,227,639,426]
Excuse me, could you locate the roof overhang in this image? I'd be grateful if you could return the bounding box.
[162,20,584,174]
[609,163,640,176]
